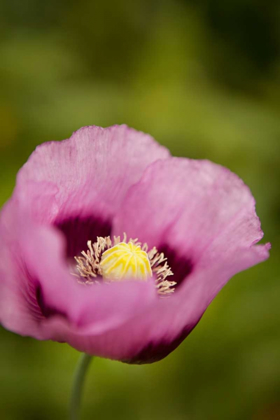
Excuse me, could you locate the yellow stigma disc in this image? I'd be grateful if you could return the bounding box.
[100,241,152,281]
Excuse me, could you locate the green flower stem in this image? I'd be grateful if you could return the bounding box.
[70,353,93,420]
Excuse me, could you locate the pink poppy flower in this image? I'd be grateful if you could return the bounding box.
[0,125,270,364]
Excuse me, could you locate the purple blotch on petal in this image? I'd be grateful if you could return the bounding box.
[22,267,45,323]
[122,322,199,364]
[36,284,68,321]
[158,244,193,286]
[55,215,112,258]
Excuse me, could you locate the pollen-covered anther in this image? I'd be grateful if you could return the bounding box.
[74,234,176,295]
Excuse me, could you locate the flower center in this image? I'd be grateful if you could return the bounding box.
[73,234,176,296]
[100,242,152,281]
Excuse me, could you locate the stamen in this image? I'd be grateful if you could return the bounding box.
[74,234,176,296]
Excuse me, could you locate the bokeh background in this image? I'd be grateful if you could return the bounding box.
[0,1,280,419]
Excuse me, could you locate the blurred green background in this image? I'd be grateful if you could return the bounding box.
[0,1,279,419]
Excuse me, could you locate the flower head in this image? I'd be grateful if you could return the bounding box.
[0,125,270,364]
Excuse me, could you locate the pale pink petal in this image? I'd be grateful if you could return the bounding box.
[15,125,170,222]
[0,204,157,341]
[114,158,270,292]
[13,125,169,258]
[0,200,46,338]
[60,246,270,363]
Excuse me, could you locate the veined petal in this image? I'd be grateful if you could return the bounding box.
[114,158,269,287]
[15,125,170,225]
[10,125,170,258]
